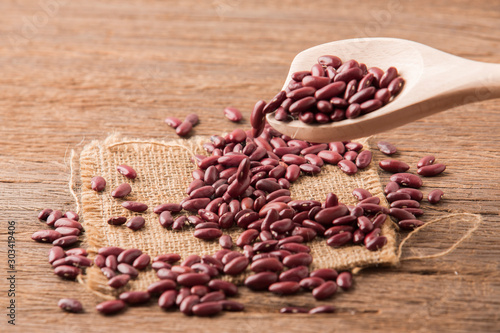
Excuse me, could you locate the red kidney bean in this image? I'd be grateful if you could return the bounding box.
[189,186,215,199]
[251,258,283,273]
[111,183,131,198]
[390,173,423,188]
[349,86,376,104]
[55,227,80,237]
[352,188,372,201]
[96,300,126,315]
[91,176,106,192]
[310,268,338,281]
[324,225,354,238]
[104,255,117,270]
[428,189,444,204]
[314,81,346,100]
[317,100,333,113]
[108,274,130,289]
[377,141,397,155]
[64,255,92,267]
[176,287,191,306]
[279,265,309,282]
[223,256,249,275]
[384,181,400,194]
[388,77,405,96]
[49,246,65,264]
[314,205,349,225]
[282,253,312,268]
[117,248,142,264]
[316,151,342,165]
[106,216,126,227]
[165,116,182,128]
[338,159,358,175]
[303,75,329,89]
[157,268,177,280]
[404,208,424,217]
[287,86,316,100]
[355,150,372,169]
[379,67,398,88]
[269,281,300,295]
[185,113,199,126]
[374,88,391,104]
[253,240,279,252]
[285,164,301,182]
[194,228,222,240]
[357,216,374,233]
[147,279,177,295]
[312,280,337,300]
[219,300,245,312]
[219,235,233,249]
[289,96,317,114]
[158,211,173,228]
[360,99,382,113]
[63,211,79,221]
[386,192,411,202]
[326,232,353,247]
[126,216,145,231]
[154,253,181,263]
[244,271,278,290]
[177,273,210,287]
[159,290,177,309]
[389,208,416,221]
[117,263,139,278]
[47,210,63,226]
[199,291,225,303]
[98,246,124,257]
[391,200,420,208]
[398,219,425,230]
[207,280,238,296]
[397,188,423,201]
[101,267,116,279]
[318,55,342,68]
[343,151,357,162]
[176,120,193,137]
[132,253,150,270]
[182,198,210,211]
[334,67,363,83]
[299,277,325,290]
[52,235,78,248]
[291,71,311,81]
[365,236,387,250]
[299,164,321,175]
[121,201,148,213]
[368,67,384,86]
[38,208,53,221]
[191,285,210,297]
[54,218,83,230]
[417,155,436,168]
[417,163,446,177]
[192,301,223,317]
[180,295,200,315]
[54,265,81,280]
[58,298,83,313]
[379,159,410,173]
[116,164,137,179]
[336,271,353,290]
[224,107,243,122]
[264,91,287,114]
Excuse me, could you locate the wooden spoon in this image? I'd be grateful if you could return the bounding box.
[266,38,500,142]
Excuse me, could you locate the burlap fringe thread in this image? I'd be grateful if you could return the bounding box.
[71,134,481,299]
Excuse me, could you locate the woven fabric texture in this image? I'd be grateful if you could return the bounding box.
[79,134,397,298]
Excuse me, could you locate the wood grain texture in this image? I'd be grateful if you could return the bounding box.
[0,0,499,332]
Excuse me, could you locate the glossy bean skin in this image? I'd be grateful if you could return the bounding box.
[96,300,126,315]
[377,141,397,155]
[379,159,410,173]
[312,280,337,300]
[428,189,444,204]
[91,176,106,192]
[58,298,83,313]
[245,272,278,290]
[268,281,301,295]
[336,271,353,290]
[224,107,243,122]
[309,305,335,314]
[122,201,148,213]
[417,155,436,168]
[417,163,446,177]
[390,173,423,188]
[116,164,137,179]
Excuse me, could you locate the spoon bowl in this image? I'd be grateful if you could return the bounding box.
[266,38,500,142]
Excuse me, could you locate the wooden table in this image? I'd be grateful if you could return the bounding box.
[1,1,499,332]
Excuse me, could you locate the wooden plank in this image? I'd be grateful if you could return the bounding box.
[0,0,499,332]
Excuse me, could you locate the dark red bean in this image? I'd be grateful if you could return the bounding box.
[116,164,137,179]
[264,91,287,114]
[417,155,436,168]
[391,200,420,208]
[282,253,312,268]
[108,274,130,289]
[159,290,177,309]
[180,295,200,315]
[53,218,83,230]
[389,208,416,221]
[219,300,245,312]
[223,256,249,275]
[177,273,210,287]
[101,267,116,279]
[326,232,353,247]
[58,298,83,313]
[32,230,62,243]
[375,88,391,104]
[314,205,349,225]
[121,201,148,213]
[318,55,342,68]
[192,301,223,317]
[53,235,79,248]
[269,281,300,295]
[107,216,127,226]
[176,120,193,137]
[377,141,397,155]
[63,211,79,221]
[159,211,173,228]
[417,163,446,177]
[244,272,278,290]
[428,189,444,204]
[200,291,225,303]
[147,279,177,295]
[379,67,398,88]
[207,280,238,296]
[117,263,139,278]
[336,271,353,290]
[365,236,387,250]
[111,183,131,198]
[91,176,106,192]
[64,255,92,267]
[126,216,145,231]
[96,300,126,315]
[191,285,210,297]
[185,113,199,126]
[219,235,233,249]
[334,67,363,83]
[132,253,150,270]
[398,219,425,230]
[165,116,182,128]
[386,192,411,203]
[388,77,405,96]
[338,159,357,175]
[54,227,80,237]
[299,277,325,290]
[397,188,424,201]
[251,258,283,273]
[312,280,337,300]
[379,159,410,173]
[54,265,81,280]
[38,208,53,221]
[390,173,423,188]
[98,246,124,257]
[117,248,142,264]
[309,305,335,314]
[385,181,400,194]
[352,188,372,201]
[182,198,211,211]
[46,210,63,226]
[194,228,222,240]
[224,107,243,122]
[279,266,309,282]
[404,208,424,217]
[311,268,338,281]
[48,246,65,264]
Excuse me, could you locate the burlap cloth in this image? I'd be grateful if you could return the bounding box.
[77,134,400,298]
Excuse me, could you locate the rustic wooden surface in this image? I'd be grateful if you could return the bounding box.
[0,1,499,332]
